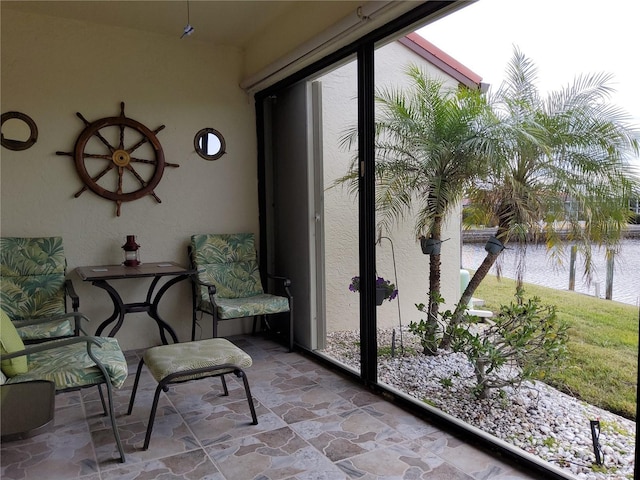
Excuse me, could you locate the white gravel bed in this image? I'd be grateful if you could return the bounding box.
[323,328,635,480]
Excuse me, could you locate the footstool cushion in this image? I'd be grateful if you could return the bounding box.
[144,338,252,383]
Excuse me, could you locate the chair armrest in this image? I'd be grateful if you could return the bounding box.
[0,336,118,390]
[267,273,293,300]
[190,274,217,295]
[0,335,107,361]
[204,282,216,304]
[13,312,90,336]
[65,279,80,312]
[64,279,81,335]
[190,273,217,305]
[267,273,292,288]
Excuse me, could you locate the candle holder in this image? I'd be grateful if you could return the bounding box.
[122,235,141,266]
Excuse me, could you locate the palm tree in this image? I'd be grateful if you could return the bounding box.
[336,65,496,347]
[440,48,640,349]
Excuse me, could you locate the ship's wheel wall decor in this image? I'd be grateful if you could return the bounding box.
[57,102,178,216]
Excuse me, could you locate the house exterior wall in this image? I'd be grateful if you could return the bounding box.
[0,9,259,349]
[320,41,463,333]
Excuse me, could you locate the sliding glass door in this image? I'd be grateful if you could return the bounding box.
[255,3,634,478]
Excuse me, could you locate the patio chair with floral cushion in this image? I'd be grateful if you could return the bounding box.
[0,236,80,342]
[0,309,128,462]
[189,233,294,351]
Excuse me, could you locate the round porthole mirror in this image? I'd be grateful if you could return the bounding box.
[1,111,38,151]
[194,128,226,161]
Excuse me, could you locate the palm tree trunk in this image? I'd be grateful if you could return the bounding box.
[439,223,508,350]
[425,218,443,355]
[439,250,500,349]
[428,251,441,321]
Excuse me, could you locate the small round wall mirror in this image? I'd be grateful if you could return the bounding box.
[1,111,38,151]
[194,128,226,161]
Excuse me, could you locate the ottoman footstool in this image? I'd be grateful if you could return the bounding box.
[127,338,258,450]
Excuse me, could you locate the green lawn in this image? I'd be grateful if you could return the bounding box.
[472,274,638,420]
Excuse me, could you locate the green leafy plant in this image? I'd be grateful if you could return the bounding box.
[450,288,568,399]
[409,293,447,355]
[439,377,453,388]
[378,346,393,357]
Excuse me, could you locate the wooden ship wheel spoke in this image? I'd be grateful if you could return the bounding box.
[57,102,178,216]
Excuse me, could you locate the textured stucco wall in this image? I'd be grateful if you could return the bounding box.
[1,9,259,349]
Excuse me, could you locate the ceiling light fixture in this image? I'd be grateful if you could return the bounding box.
[180,0,194,39]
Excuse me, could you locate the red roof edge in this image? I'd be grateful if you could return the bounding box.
[399,32,484,89]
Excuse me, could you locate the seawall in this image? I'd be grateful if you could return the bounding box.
[463,224,640,243]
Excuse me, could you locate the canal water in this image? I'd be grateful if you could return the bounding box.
[461,239,640,306]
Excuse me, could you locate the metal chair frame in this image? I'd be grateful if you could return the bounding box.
[127,357,258,450]
[188,244,294,351]
[1,326,126,463]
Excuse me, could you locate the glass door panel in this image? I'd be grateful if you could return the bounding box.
[312,56,361,373]
[372,37,462,389]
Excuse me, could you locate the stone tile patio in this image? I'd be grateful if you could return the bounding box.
[1,335,541,479]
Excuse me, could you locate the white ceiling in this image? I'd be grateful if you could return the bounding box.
[1,1,329,47]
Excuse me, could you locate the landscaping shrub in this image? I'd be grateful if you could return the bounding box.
[450,288,569,399]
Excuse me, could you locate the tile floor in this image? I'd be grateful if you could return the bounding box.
[1,335,544,479]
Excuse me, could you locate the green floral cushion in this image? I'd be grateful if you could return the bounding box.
[1,237,74,338]
[14,318,76,341]
[0,310,28,377]
[0,237,66,277]
[191,233,264,300]
[5,337,128,390]
[200,294,290,319]
[143,338,252,383]
[1,276,66,320]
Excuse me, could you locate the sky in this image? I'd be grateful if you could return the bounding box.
[418,0,640,130]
